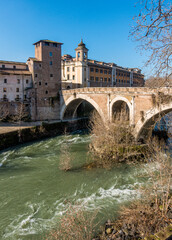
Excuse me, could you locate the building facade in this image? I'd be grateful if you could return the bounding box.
[0,39,144,121]
[0,40,62,121]
[61,40,144,89]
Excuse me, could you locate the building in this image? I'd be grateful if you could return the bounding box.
[0,39,144,121]
[0,40,63,121]
[27,40,62,120]
[61,40,144,89]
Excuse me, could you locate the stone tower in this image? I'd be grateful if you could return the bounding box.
[27,40,63,120]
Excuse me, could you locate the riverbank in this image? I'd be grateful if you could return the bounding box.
[0,119,89,151]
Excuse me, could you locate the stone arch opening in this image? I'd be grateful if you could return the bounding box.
[61,95,104,120]
[136,106,172,142]
[112,100,130,122]
[63,99,97,119]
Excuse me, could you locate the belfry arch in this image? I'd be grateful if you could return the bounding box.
[60,94,105,120]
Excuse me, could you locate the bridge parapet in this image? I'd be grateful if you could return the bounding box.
[61,87,172,95]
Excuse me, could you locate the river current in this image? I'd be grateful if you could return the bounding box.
[0,132,165,240]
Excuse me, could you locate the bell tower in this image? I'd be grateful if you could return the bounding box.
[75,39,89,87]
[75,39,88,62]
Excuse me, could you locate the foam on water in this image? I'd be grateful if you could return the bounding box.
[0,150,14,167]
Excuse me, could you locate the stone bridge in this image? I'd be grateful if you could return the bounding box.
[60,87,172,140]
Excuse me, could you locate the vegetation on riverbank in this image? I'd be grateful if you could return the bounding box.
[96,140,172,239]
[88,111,149,169]
[56,113,171,240]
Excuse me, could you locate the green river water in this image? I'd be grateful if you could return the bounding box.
[0,132,158,240]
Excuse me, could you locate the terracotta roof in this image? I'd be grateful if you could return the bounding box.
[0,70,31,75]
[0,60,27,65]
[27,57,41,62]
[33,39,63,45]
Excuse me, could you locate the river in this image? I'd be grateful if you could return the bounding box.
[0,132,168,240]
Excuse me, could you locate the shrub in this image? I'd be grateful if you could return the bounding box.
[89,111,144,168]
[59,135,73,171]
[45,204,97,240]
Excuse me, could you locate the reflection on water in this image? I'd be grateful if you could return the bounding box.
[0,132,171,240]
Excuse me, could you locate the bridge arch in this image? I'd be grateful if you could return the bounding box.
[60,94,105,120]
[110,96,133,123]
[135,103,172,141]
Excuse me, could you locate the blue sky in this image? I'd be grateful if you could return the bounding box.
[0,0,149,77]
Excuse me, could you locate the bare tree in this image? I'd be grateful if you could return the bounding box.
[131,0,172,84]
[0,104,9,121]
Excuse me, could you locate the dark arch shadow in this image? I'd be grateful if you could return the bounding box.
[63,98,98,120]
[137,110,172,142]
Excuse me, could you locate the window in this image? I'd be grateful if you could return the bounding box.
[2,65,5,68]
[3,88,7,92]
[39,82,41,86]
[3,94,7,99]
[45,82,48,85]
[50,61,53,65]
[67,67,70,72]
[90,68,94,72]
[95,68,99,73]
[100,69,103,73]
[35,74,37,77]
[50,74,53,77]
[72,67,75,72]
[45,90,48,94]
[84,68,86,71]
[108,78,111,82]
[13,66,16,69]
[73,75,75,80]
[39,64,42,68]
[90,76,94,81]
[45,42,49,46]
[108,70,111,74]
[104,78,107,82]
[4,79,7,83]
[16,95,19,99]
[96,77,99,81]
[26,79,29,84]
[53,43,57,47]
[17,79,20,84]
[67,74,70,80]
[16,88,19,92]
[24,95,27,100]
[119,79,120,83]
[100,77,103,81]
[78,52,80,58]
[49,52,52,57]
[104,70,107,74]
